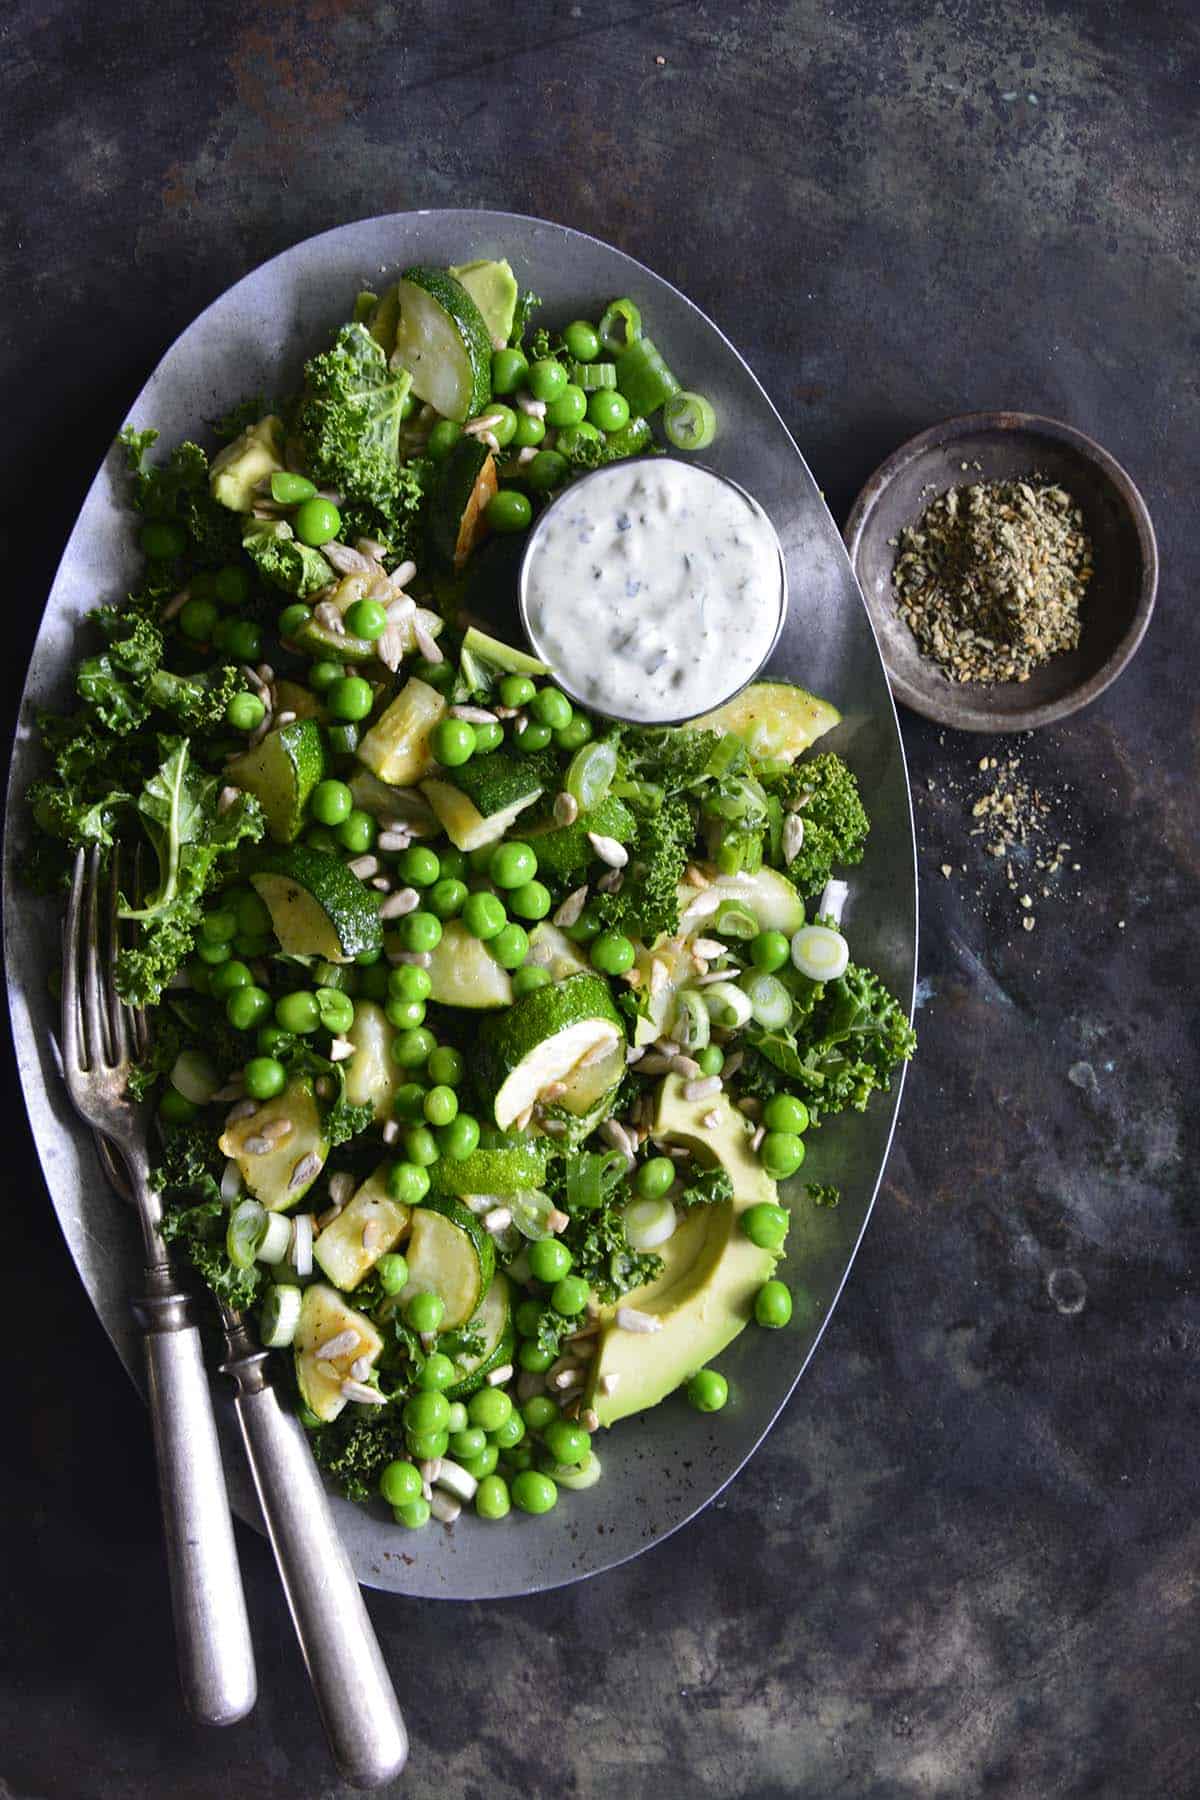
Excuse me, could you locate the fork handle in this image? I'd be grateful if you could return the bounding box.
[133,1283,258,1727]
[221,1337,408,1788]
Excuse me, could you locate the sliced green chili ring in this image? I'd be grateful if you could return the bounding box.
[598,297,643,355]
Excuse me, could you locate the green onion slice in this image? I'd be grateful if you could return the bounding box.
[713,899,759,940]
[260,1283,302,1347]
[739,970,793,1030]
[673,990,712,1052]
[570,360,617,390]
[227,1198,268,1270]
[663,391,717,451]
[566,739,618,812]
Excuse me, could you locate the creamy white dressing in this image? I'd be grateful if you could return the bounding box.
[520,459,785,723]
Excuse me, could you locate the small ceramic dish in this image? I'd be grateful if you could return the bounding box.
[843,411,1158,732]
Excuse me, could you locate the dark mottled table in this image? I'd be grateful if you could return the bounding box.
[3,3,1197,1796]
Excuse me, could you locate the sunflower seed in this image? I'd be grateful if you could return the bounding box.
[377,831,412,853]
[375,625,406,671]
[260,1117,293,1144]
[553,791,580,827]
[241,1134,272,1156]
[322,541,376,576]
[340,1379,387,1406]
[517,393,547,418]
[162,587,191,620]
[328,1171,356,1207]
[313,601,346,635]
[692,938,726,960]
[751,1125,766,1151]
[587,832,629,869]
[702,1109,722,1130]
[388,949,432,969]
[290,1152,322,1190]
[414,622,443,663]
[449,705,499,724]
[430,1491,462,1524]
[316,1329,360,1361]
[485,1363,515,1387]
[625,1044,646,1064]
[782,812,806,864]
[225,1097,259,1129]
[546,1207,570,1234]
[553,885,589,929]
[218,785,242,815]
[595,867,624,894]
[669,1054,701,1078]
[551,1367,585,1391]
[348,854,379,880]
[683,1076,722,1102]
[381,1120,400,1145]
[379,887,421,920]
[684,864,712,889]
[597,1373,620,1397]
[484,1206,513,1233]
[389,559,418,590]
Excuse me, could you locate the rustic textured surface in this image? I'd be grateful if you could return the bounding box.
[3,3,1198,1797]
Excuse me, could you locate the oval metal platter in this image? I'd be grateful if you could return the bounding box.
[3,211,916,1598]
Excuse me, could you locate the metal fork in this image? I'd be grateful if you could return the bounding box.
[62,845,256,1726]
[70,848,408,1786]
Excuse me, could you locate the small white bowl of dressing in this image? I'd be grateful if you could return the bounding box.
[517,457,788,726]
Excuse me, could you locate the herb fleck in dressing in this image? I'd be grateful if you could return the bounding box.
[522,460,784,723]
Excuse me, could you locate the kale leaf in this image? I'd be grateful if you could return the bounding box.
[159,1198,266,1313]
[295,323,412,511]
[561,1195,662,1305]
[678,1165,734,1208]
[765,752,869,897]
[241,519,334,598]
[746,962,915,1125]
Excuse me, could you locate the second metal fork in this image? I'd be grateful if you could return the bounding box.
[62,845,256,1727]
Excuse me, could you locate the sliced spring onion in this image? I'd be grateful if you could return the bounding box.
[739,970,793,1031]
[598,297,642,355]
[663,390,717,452]
[543,1451,602,1490]
[702,981,754,1030]
[256,1212,293,1265]
[566,738,618,812]
[672,989,712,1052]
[713,898,759,941]
[570,359,617,390]
[624,1197,678,1252]
[509,1188,558,1241]
[615,335,681,417]
[566,1150,627,1214]
[818,880,849,928]
[227,1198,268,1270]
[791,924,849,982]
[220,1159,244,1204]
[259,1283,302,1348]
[291,1212,314,1279]
[170,1049,221,1105]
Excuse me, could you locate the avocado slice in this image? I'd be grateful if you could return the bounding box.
[449,258,520,347]
[209,414,286,513]
[585,1073,781,1427]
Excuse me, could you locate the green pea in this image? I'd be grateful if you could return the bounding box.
[427,418,463,460]
[224,620,262,662]
[543,1419,590,1465]
[507,880,551,922]
[244,1056,287,1101]
[158,1087,199,1125]
[488,404,520,447]
[545,383,586,427]
[491,346,529,394]
[388,963,432,1003]
[226,985,273,1032]
[563,901,604,943]
[337,809,376,853]
[344,597,388,641]
[379,1459,423,1506]
[687,1369,728,1413]
[386,996,426,1031]
[405,1430,448,1461]
[275,990,320,1034]
[512,411,545,449]
[293,496,341,546]
[530,686,573,731]
[200,908,238,945]
[255,1025,292,1058]
[423,1085,458,1128]
[376,1253,409,1295]
[404,1387,451,1438]
[462,891,507,940]
[502,1443,535,1474]
[635,1156,676,1200]
[563,319,601,362]
[387,1161,430,1207]
[458,1444,497,1480]
[522,1395,558,1432]
[750,929,791,972]
[179,598,218,642]
[511,1470,558,1515]
[225,690,263,733]
[392,1025,436,1069]
[760,1132,806,1180]
[309,659,345,693]
[554,423,600,457]
[468,844,498,874]
[437,1112,480,1160]
[472,720,504,753]
[489,923,530,969]
[590,932,636,976]
[234,932,274,960]
[550,1275,590,1316]
[438,846,467,881]
[490,840,538,889]
[394,1497,431,1528]
[554,714,593,751]
[194,938,232,966]
[515,1298,546,1339]
[140,519,187,560]
[497,675,535,709]
[528,358,568,402]
[467,1386,513,1433]
[396,845,440,887]
[208,960,252,1000]
[587,388,631,433]
[412,656,456,692]
[741,1201,790,1249]
[417,1352,457,1392]
[236,891,272,937]
[398,911,443,954]
[492,1411,526,1450]
[305,826,339,854]
[485,489,533,534]
[278,602,312,639]
[405,1291,445,1335]
[310,779,353,826]
[431,717,476,767]
[403,1125,440,1169]
[529,1238,572,1283]
[446,1402,469,1434]
[512,964,551,997]
[755,1280,793,1329]
[427,1045,464,1087]
[326,676,373,722]
[392,1082,428,1121]
[696,1045,725,1076]
[475,1474,511,1520]
[270,471,317,505]
[316,987,355,1035]
[513,720,552,752]
[446,1427,486,1463]
[762,1094,808,1135]
[427,877,467,920]
[517,1341,555,1373]
[527,449,568,492]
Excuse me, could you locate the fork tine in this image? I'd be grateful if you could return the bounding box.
[131,843,150,1059]
[82,845,111,1069]
[106,845,130,1068]
[62,848,85,1072]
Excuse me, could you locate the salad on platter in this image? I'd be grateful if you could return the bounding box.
[25,253,915,1531]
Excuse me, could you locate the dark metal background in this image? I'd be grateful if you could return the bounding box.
[2,2,1197,1795]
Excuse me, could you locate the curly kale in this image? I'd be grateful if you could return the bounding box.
[82,607,243,736]
[159,1198,266,1313]
[307,1406,408,1504]
[590,794,694,943]
[241,519,333,598]
[806,1183,841,1208]
[118,427,242,565]
[678,1165,734,1209]
[765,753,869,897]
[294,322,412,512]
[211,394,268,442]
[561,1195,663,1305]
[746,962,915,1125]
[509,288,542,347]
